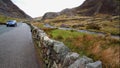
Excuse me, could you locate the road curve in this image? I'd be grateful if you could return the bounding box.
[0,23,40,68]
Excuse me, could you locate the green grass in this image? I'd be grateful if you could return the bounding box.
[34,15,120,68]
[45,29,96,54]
[43,28,120,68]
[43,15,120,35]
[0,14,24,24]
[101,27,120,35]
[32,22,45,28]
[48,29,99,56]
[48,29,85,39]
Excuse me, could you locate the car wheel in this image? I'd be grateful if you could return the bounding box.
[15,24,17,27]
[6,25,9,27]
[16,24,17,26]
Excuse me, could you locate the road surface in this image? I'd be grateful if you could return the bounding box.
[0,23,40,68]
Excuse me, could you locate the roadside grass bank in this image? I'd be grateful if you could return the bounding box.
[0,14,25,24]
[32,22,120,68]
[44,15,120,36]
[44,28,120,68]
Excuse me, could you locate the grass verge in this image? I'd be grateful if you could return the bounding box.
[43,28,120,68]
[0,14,25,24]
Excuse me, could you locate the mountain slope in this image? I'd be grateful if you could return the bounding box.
[0,0,31,19]
[75,0,120,16]
[42,0,119,20]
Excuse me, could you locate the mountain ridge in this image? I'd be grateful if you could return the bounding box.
[0,0,31,19]
[75,0,120,16]
[42,0,119,20]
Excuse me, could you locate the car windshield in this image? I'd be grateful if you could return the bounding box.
[7,20,13,22]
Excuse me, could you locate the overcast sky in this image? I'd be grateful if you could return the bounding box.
[11,0,85,18]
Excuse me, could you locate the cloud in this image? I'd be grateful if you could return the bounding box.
[11,0,85,17]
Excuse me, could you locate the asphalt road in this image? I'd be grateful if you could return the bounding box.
[0,23,40,68]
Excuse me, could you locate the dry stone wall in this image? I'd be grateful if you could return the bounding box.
[29,24,102,68]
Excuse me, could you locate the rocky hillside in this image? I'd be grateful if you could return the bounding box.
[42,8,76,20]
[42,12,60,20]
[75,0,120,16]
[0,0,31,19]
[42,0,119,20]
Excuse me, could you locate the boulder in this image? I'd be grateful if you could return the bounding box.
[53,41,70,54]
[68,56,93,68]
[53,40,70,62]
[62,52,80,67]
[86,61,102,68]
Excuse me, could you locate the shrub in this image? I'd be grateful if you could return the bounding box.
[86,23,102,30]
[56,35,63,40]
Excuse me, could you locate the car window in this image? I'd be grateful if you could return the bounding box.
[7,21,13,22]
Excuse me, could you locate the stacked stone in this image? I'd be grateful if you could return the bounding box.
[29,24,102,68]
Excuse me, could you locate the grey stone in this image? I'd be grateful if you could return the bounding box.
[86,61,102,68]
[63,52,79,67]
[68,56,93,68]
[47,49,50,55]
[53,41,69,54]
[39,33,47,40]
[42,36,54,47]
[53,40,70,63]
[38,29,44,33]
[37,41,41,47]
[82,56,93,64]
[43,36,50,41]
[51,61,58,68]
[46,39,54,46]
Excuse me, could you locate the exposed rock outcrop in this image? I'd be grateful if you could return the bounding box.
[42,8,76,20]
[75,0,120,16]
[42,0,119,20]
[42,12,60,20]
[0,0,31,19]
[60,8,76,16]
